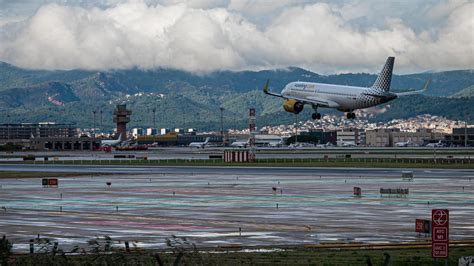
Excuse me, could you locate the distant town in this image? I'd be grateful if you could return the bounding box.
[0,104,472,151]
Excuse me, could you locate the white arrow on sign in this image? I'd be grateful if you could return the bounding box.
[433,210,448,226]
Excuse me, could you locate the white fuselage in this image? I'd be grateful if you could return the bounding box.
[281,82,392,111]
[189,142,207,148]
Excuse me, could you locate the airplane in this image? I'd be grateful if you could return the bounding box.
[336,140,357,147]
[269,140,285,147]
[426,140,446,147]
[316,142,335,148]
[101,133,123,147]
[394,139,419,147]
[189,137,211,149]
[263,57,430,120]
[231,139,250,148]
[288,142,315,148]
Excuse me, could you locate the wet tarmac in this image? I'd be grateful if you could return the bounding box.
[1,170,473,252]
[1,147,472,162]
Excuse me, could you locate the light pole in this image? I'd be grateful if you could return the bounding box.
[92,110,97,136]
[465,97,468,147]
[6,115,10,140]
[152,108,156,129]
[220,107,225,145]
[295,114,298,145]
[99,110,103,135]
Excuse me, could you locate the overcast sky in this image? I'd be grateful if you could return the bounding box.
[0,0,472,73]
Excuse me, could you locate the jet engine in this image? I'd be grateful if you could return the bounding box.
[283,99,304,114]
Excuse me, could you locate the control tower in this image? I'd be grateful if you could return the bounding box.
[113,104,131,139]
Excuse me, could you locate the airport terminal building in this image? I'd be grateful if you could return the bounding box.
[0,123,77,140]
[445,127,474,146]
[0,123,101,150]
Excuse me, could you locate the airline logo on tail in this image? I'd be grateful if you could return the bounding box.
[372,57,394,92]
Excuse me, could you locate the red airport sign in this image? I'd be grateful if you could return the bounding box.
[433,243,448,258]
[433,209,448,226]
[416,219,424,232]
[433,227,448,241]
[42,178,58,188]
[432,209,449,258]
[48,178,58,186]
[416,219,431,234]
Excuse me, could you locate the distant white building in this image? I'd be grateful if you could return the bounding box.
[146,128,157,136]
[160,128,171,135]
[365,128,399,147]
[255,134,284,147]
[336,128,362,146]
[131,128,144,138]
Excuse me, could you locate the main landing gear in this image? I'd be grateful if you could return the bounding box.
[346,112,356,119]
[312,105,322,120]
[312,113,321,120]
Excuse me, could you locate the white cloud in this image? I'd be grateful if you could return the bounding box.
[0,0,472,73]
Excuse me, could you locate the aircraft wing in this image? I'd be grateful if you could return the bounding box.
[306,96,340,108]
[395,79,430,97]
[288,95,340,108]
[263,79,339,107]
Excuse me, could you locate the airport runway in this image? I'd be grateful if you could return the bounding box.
[1,147,473,162]
[1,163,474,178]
[0,169,473,252]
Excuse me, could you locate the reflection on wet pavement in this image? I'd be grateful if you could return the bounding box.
[0,173,473,252]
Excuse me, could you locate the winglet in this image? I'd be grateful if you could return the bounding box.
[263,79,270,94]
[423,79,431,91]
[263,79,284,98]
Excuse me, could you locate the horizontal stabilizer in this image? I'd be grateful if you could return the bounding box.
[395,79,430,96]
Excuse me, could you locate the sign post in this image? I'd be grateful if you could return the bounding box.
[432,209,449,264]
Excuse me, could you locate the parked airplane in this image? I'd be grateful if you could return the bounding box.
[101,133,123,147]
[394,139,419,147]
[426,140,446,147]
[263,57,430,119]
[336,140,357,147]
[189,137,211,149]
[316,142,335,148]
[289,142,315,148]
[231,139,250,148]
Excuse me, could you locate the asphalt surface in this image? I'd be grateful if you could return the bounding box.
[1,147,473,162]
[1,164,473,253]
[1,163,474,178]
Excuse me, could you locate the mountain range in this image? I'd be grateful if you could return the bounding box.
[0,61,473,131]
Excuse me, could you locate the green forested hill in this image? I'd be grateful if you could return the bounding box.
[451,85,474,98]
[0,62,472,130]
